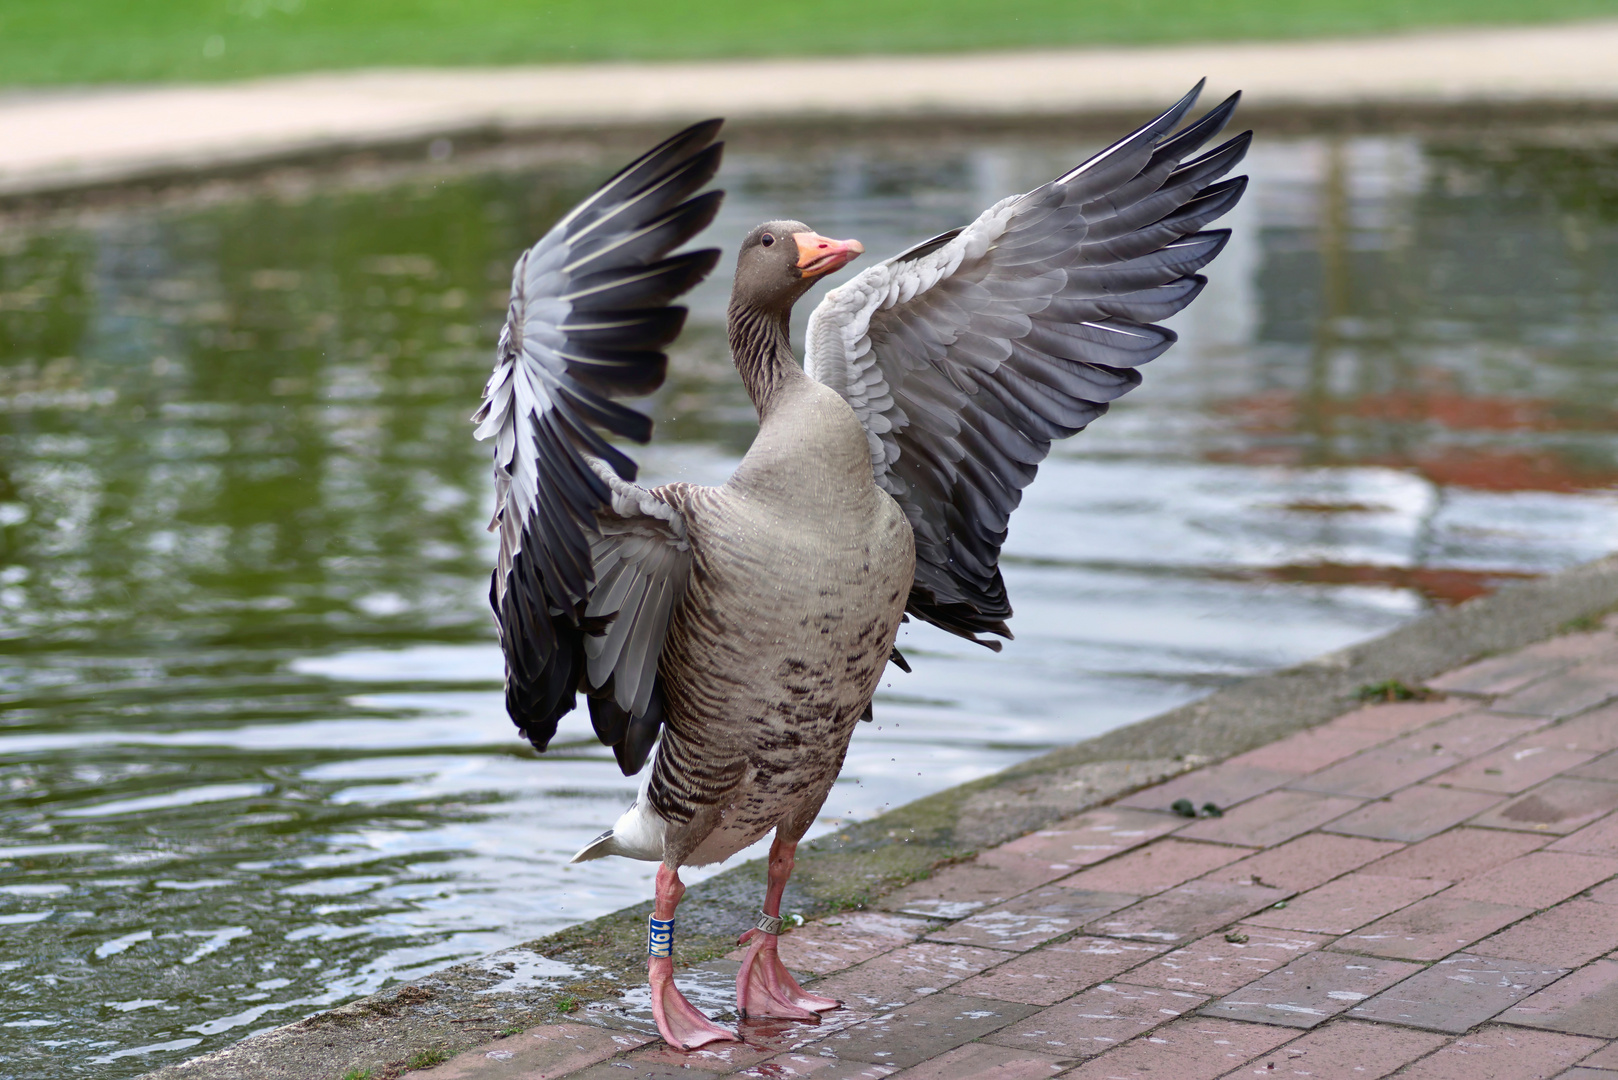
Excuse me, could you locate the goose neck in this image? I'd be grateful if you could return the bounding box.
[727,301,802,416]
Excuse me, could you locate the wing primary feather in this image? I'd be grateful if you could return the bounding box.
[480,120,720,755]
[1055,79,1205,186]
[552,119,722,237]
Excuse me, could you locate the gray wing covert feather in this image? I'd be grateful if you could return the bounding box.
[584,487,692,720]
[805,82,1249,647]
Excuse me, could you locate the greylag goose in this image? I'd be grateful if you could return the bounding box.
[473,83,1248,1049]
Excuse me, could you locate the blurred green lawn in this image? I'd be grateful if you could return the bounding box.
[5,0,1618,85]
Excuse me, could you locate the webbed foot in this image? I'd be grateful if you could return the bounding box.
[735,928,840,1020]
[649,955,738,1049]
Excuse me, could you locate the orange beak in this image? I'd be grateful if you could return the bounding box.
[794,232,864,278]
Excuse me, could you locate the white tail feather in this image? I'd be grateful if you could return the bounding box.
[570,767,667,863]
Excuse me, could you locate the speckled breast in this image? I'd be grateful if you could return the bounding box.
[650,388,916,866]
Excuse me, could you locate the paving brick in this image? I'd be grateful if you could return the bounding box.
[1540,705,1618,754]
[1200,950,1422,1028]
[1245,873,1449,935]
[1440,746,1605,797]
[1428,710,1553,753]
[878,808,1184,917]
[1448,852,1618,908]
[955,936,1169,1006]
[1178,790,1366,848]
[1499,959,1618,1038]
[1552,1069,1618,1079]
[882,859,1066,919]
[1569,749,1618,781]
[1058,1017,1295,1080]
[810,942,1008,1010]
[1362,827,1547,881]
[1330,699,1469,734]
[1057,840,1255,895]
[985,981,1207,1056]
[1427,651,1576,696]
[428,1022,652,1080]
[1216,1019,1447,1079]
[727,913,935,976]
[571,1061,754,1079]
[1119,763,1297,815]
[1472,901,1618,967]
[1580,1041,1618,1068]
[1589,878,1618,905]
[888,1041,1070,1079]
[1472,779,1618,835]
[1204,833,1404,893]
[1493,664,1618,720]
[1125,927,1333,997]
[624,1037,783,1075]
[1551,813,1618,858]
[1291,746,1460,802]
[738,1054,898,1079]
[1085,882,1278,944]
[1292,713,1538,799]
[1391,1025,1603,1080]
[988,808,1186,869]
[893,809,1184,919]
[1224,724,1393,775]
[1518,631,1618,663]
[925,889,1137,952]
[816,993,1038,1069]
[1349,954,1570,1034]
[1335,896,1532,961]
[1325,784,1502,842]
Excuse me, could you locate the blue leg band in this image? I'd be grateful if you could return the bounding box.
[648,915,674,958]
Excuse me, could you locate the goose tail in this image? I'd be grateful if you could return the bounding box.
[571,776,668,863]
[571,828,622,863]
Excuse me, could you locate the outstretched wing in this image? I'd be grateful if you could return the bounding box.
[472,120,723,766]
[805,83,1247,648]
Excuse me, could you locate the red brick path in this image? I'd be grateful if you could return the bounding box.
[432,622,1618,1080]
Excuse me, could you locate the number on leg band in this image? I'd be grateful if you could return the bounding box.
[648,915,674,958]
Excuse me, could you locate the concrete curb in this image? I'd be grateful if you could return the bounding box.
[139,553,1618,1080]
[11,19,1618,201]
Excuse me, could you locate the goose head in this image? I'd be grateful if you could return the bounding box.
[732,220,864,314]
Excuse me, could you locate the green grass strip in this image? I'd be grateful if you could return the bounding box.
[4,0,1618,87]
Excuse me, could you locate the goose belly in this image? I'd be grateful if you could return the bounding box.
[653,488,914,866]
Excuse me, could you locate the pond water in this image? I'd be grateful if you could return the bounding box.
[2,116,1617,1078]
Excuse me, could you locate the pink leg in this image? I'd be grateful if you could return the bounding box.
[649,864,738,1049]
[735,833,840,1020]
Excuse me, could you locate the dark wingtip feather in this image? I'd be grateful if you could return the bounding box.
[1057,81,1208,186]
[1152,91,1242,164]
[614,686,664,775]
[489,119,724,754]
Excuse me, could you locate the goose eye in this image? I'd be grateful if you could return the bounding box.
[761,234,774,247]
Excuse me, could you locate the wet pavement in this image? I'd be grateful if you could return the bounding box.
[424,617,1618,1080]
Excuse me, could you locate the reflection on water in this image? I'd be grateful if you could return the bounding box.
[2,122,1617,1077]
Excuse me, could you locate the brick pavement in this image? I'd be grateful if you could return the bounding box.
[423,618,1618,1080]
